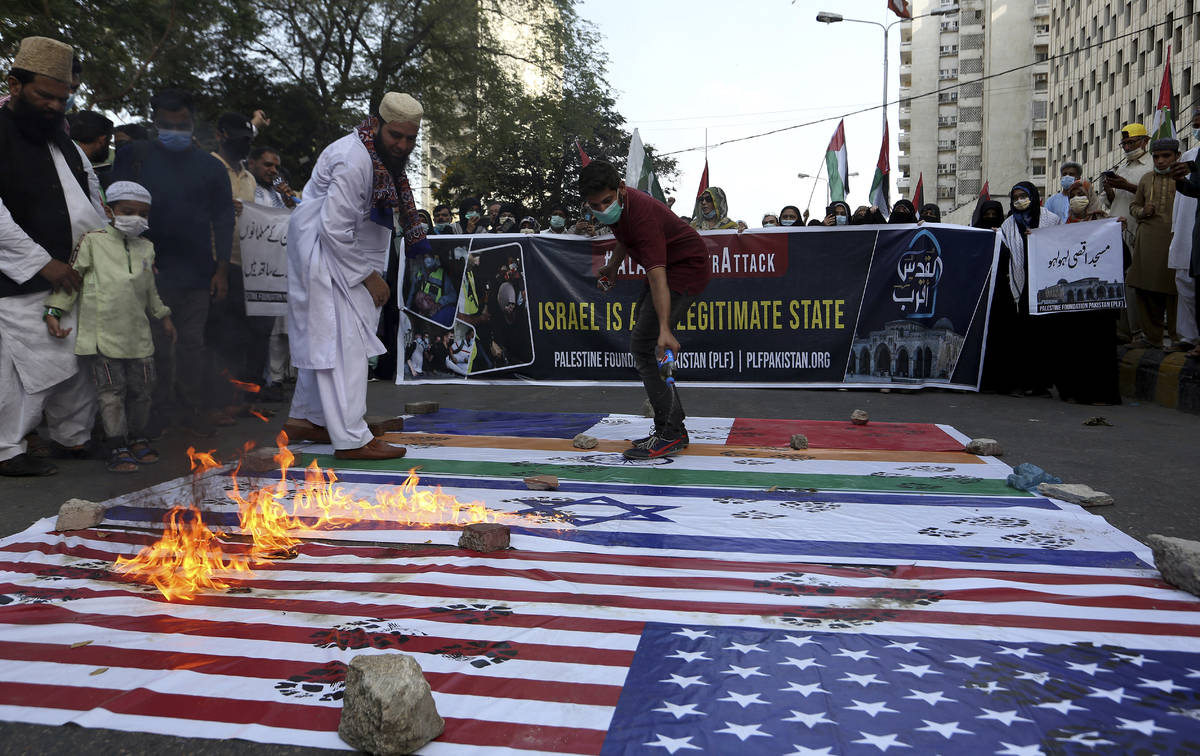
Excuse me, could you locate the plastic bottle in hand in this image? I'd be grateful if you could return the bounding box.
[658,349,676,386]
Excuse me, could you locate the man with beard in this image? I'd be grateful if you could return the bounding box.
[282,92,431,459]
[0,37,107,476]
[111,88,234,437]
[68,110,114,188]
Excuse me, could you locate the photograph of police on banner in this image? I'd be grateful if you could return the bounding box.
[455,241,534,374]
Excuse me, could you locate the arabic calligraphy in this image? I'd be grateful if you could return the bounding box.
[891,230,944,317]
[1046,240,1110,270]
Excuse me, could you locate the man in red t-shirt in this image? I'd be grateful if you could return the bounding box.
[580,160,710,459]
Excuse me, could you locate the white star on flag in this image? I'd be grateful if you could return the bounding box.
[1186,668,1200,678]
[722,664,767,679]
[885,641,928,652]
[660,673,706,689]
[916,719,973,738]
[778,635,817,648]
[779,681,830,697]
[644,733,701,753]
[965,681,1007,694]
[718,691,769,708]
[784,746,835,756]
[852,731,910,751]
[1115,717,1174,736]
[997,647,1041,659]
[666,650,710,663]
[1055,730,1115,748]
[672,628,712,640]
[894,663,941,678]
[840,672,888,687]
[1136,677,1188,693]
[903,689,956,706]
[833,649,877,661]
[1065,661,1109,675]
[1013,670,1053,685]
[1086,685,1136,703]
[946,655,989,668]
[714,722,771,741]
[845,699,899,717]
[1036,699,1087,715]
[1113,652,1155,667]
[996,743,1044,756]
[977,708,1035,726]
[724,641,766,654]
[780,657,824,670]
[782,710,836,728]
[652,701,705,719]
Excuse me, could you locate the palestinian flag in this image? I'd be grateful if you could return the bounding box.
[1150,44,1176,141]
[869,123,891,218]
[889,0,912,19]
[913,172,925,209]
[575,137,591,167]
[825,120,849,202]
[696,159,710,198]
[625,128,667,203]
[970,181,991,227]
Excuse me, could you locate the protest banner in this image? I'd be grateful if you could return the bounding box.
[398,225,1000,389]
[238,203,292,316]
[1027,218,1125,316]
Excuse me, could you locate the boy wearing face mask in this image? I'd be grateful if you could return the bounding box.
[43,181,176,472]
[542,207,571,234]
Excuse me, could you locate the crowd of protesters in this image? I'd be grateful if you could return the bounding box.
[4,33,1200,476]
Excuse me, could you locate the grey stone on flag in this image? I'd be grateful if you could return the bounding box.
[789,434,809,450]
[1036,482,1113,508]
[55,499,104,532]
[572,433,599,449]
[1145,534,1200,597]
[965,438,1003,456]
[338,654,445,755]
[850,409,869,425]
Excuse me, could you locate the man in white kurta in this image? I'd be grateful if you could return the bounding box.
[1168,109,1200,351]
[283,93,432,459]
[0,37,106,476]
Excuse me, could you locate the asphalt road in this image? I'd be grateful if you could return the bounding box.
[2,382,1197,754]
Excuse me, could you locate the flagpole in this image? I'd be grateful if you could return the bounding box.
[804,157,826,220]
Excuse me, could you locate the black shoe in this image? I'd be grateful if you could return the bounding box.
[631,429,689,449]
[623,434,688,460]
[0,453,57,477]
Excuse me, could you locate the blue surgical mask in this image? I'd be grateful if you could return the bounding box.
[435,223,453,234]
[465,211,479,220]
[158,129,193,151]
[780,219,796,226]
[549,215,566,230]
[1060,176,1075,190]
[594,196,622,225]
[703,208,717,220]
[835,215,848,226]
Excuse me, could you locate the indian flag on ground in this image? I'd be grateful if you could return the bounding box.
[1150,44,1176,141]
[869,123,890,218]
[825,120,849,202]
[625,128,667,203]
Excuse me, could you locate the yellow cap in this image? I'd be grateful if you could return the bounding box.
[1120,123,1148,138]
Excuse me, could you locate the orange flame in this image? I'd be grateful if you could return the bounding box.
[249,410,269,423]
[113,508,251,601]
[228,378,261,393]
[118,429,499,601]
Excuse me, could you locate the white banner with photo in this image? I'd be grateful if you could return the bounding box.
[238,203,292,316]
[1027,218,1125,315]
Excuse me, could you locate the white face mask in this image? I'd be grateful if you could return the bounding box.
[1012,197,1032,212]
[780,218,797,226]
[1069,196,1091,213]
[112,215,149,237]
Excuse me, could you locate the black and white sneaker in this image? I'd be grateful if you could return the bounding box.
[622,434,688,460]
[631,428,689,449]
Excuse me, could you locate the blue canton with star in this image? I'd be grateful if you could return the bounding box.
[512,496,679,526]
[599,623,1200,755]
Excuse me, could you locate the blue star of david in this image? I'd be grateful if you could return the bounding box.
[513,495,679,526]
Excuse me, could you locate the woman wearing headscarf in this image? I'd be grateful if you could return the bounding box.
[1044,180,1121,405]
[778,205,803,227]
[850,205,886,225]
[691,187,738,230]
[980,181,1061,395]
[889,199,917,224]
[972,200,1005,229]
[919,203,942,223]
[822,201,852,226]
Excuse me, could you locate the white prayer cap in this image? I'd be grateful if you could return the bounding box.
[379,92,423,125]
[106,181,152,205]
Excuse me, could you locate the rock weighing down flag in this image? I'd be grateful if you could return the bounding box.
[1150,44,1176,141]
[825,120,849,203]
[625,128,666,203]
[870,123,891,219]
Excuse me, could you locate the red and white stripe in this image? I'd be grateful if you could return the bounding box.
[0,521,1198,753]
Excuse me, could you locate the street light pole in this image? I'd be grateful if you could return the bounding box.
[816,6,959,203]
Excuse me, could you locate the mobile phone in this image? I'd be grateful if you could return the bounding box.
[1101,170,1117,178]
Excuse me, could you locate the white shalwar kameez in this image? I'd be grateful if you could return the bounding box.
[0,143,106,461]
[1169,147,1199,345]
[287,134,392,450]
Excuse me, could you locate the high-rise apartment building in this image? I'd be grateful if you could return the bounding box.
[898,0,1050,223]
[1048,0,1200,191]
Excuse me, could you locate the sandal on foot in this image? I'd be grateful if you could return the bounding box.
[107,447,139,473]
[129,438,160,464]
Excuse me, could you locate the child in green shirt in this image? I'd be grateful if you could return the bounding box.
[45,181,176,472]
